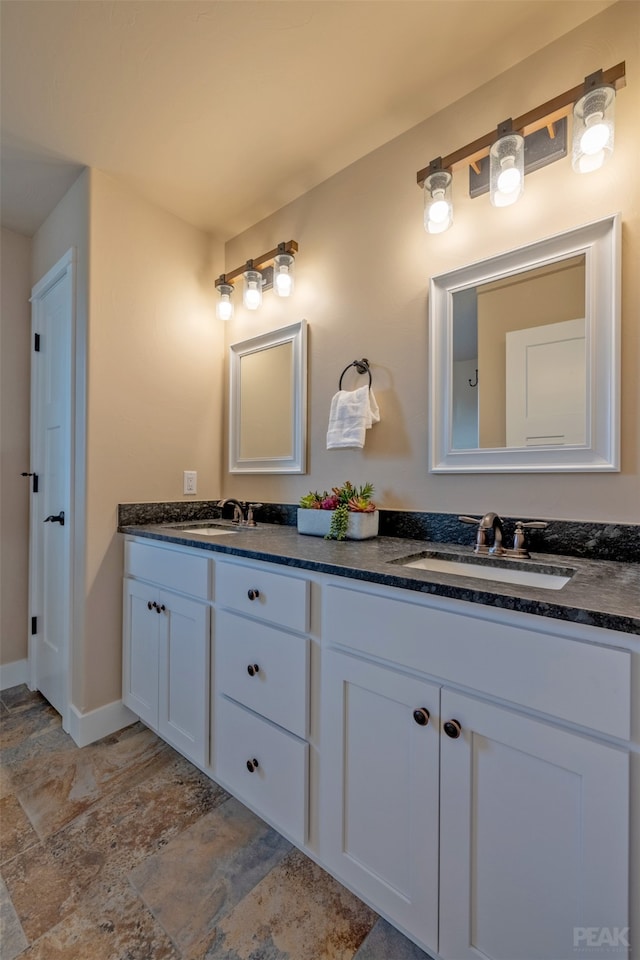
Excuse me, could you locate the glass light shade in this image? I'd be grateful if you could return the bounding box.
[243,269,263,310]
[572,85,615,174]
[216,282,234,321]
[490,133,524,207]
[274,252,295,297]
[424,170,453,234]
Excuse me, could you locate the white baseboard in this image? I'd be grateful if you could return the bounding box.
[68,699,138,748]
[0,659,29,691]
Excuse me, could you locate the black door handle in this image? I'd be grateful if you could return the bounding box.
[43,511,65,526]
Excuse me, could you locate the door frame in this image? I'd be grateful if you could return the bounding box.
[28,248,77,730]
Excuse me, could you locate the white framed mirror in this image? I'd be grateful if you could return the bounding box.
[229,319,307,474]
[429,214,620,473]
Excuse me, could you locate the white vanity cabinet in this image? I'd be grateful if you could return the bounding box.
[320,581,630,960]
[121,533,634,960]
[212,558,311,845]
[122,540,211,767]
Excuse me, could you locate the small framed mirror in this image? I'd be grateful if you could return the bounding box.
[429,214,620,473]
[229,319,307,473]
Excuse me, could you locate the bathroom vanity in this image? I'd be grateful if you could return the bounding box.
[120,517,637,960]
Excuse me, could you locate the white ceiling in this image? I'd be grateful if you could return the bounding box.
[0,0,614,239]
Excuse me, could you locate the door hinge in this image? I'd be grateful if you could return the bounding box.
[34,333,41,352]
[31,616,38,635]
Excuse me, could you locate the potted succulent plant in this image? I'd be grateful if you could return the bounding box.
[298,481,378,540]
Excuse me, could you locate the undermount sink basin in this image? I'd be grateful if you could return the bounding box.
[391,551,575,591]
[166,522,237,537]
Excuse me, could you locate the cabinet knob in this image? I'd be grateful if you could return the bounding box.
[246,758,259,773]
[413,707,430,726]
[157,603,166,614]
[247,589,260,601]
[443,719,462,739]
[247,663,260,677]
[147,601,154,611]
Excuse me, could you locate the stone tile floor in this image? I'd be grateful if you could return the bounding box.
[0,686,431,960]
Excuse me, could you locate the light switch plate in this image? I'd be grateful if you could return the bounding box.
[183,470,197,495]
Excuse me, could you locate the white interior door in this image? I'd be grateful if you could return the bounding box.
[29,250,75,725]
[506,317,586,447]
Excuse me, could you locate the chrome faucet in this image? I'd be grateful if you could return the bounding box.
[217,499,263,526]
[459,514,548,558]
[217,498,247,524]
[480,512,505,555]
[459,511,504,555]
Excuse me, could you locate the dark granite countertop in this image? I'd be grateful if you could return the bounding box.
[119,519,640,636]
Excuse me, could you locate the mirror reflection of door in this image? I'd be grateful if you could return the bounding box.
[452,287,478,449]
[506,318,586,447]
[451,254,586,449]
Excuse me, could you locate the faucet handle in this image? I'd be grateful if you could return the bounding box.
[511,520,548,557]
[458,515,482,525]
[246,503,263,527]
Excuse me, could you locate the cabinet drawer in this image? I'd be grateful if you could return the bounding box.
[325,583,631,739]
[214,696,308,844]
[216,560,309,633]
[125,539,211,600]
[215,609,309,738]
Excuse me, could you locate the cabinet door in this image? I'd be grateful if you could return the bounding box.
[439,689,629,960]
[320,650,440,954]
[122,578,159,728]
[158,592,210,767]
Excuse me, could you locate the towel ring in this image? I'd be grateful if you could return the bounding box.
[339,358,372,390]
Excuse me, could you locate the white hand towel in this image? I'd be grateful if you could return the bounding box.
[326,385,380,449]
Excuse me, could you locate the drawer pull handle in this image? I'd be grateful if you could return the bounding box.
[247,589,260,601]
[247,663,260,677]
[413,707,430,726]
[246,758,259,773]
[444,719,462,739]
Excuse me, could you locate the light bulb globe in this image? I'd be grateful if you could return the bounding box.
[572,85,615,174]
[274,252,295,297]
[489,132,524,208]
[580,119,610,155]
[424,170,453,234]
[497,163,521,195]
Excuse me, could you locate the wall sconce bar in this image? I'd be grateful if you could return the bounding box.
[215,240,298,287]
[416,61,626,187]
[215,240,298,316]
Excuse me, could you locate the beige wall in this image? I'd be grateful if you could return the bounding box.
[221,1,639,523]
[478,258,585,447]
[84,169,223,710]
[0,228,32,666]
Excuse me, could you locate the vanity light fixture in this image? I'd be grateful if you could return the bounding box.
[243,263,263,310]
[423,160,453,234]
[489,121,525,207]
[572,70,615,174]
[416,62,625,232]
[215,240,298,316]
[273,244,295,297]
[215,280,234,321]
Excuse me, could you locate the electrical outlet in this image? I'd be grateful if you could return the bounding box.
[183,470,197,495]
